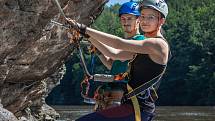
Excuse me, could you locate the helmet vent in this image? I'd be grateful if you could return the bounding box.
[155,0,165,7]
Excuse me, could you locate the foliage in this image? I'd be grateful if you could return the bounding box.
[157,0,215,106]
[92,4,124,37]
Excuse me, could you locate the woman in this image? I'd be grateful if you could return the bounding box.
[68,0,170,120]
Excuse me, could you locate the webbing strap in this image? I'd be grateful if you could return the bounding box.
[126,60,170,101]
[127,84,141,121]
[124,69,165,100]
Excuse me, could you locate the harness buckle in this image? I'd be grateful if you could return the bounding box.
[121,95,128,104]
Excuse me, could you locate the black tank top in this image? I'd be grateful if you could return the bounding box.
[125,54,166,113]
[129,54,166,88]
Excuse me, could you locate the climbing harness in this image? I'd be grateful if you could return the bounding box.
[53,23,117,104]
[122,68,165,102]
[122,69,165,121]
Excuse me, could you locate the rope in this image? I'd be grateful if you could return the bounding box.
[53,0,67,19]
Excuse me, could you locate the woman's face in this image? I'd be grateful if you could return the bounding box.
[140,8,164,33]
[120,14,139,33]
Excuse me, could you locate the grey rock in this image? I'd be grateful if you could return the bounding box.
[0,0,108,120]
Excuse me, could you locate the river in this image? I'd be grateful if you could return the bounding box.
[53,105,215,121]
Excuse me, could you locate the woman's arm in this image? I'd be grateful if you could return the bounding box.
[89,37,134,61]
[65,18,168,64]
[86,28,169,64]
[97,54,113,70]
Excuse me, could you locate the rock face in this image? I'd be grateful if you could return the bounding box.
[0,0,108,120]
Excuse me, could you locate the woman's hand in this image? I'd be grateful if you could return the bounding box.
[66,18,77,28]
[66,18,88,37]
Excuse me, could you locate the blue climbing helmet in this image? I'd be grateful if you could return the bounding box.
[118,1,140,17]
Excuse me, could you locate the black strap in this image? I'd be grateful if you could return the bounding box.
[123,72,163,101]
